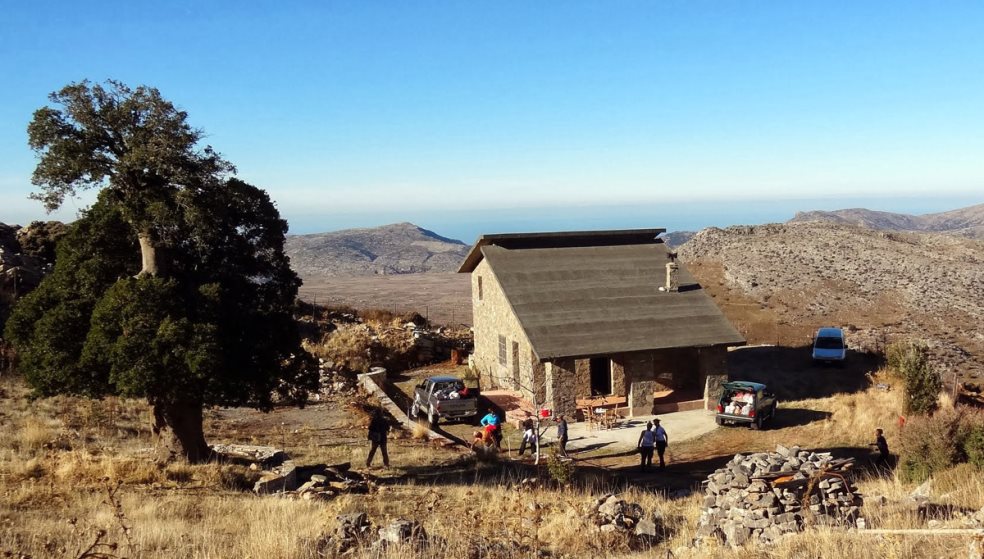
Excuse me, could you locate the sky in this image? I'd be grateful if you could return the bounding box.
[2,1,983,241]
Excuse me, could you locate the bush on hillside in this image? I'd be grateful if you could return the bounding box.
[963,424,984,470]
[898,407,984,482]
[886,340,942,415]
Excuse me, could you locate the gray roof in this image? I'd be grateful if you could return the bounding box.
[458,228,666,273]
[476,241,745,361]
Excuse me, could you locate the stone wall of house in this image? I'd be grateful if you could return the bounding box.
[469,260,539,399]
[546,358,578,418]
[572,359,592,399]
[616,345,732,415]
[698,345,730,410]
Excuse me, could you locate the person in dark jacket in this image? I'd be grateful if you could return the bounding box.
[871,428,890,466]
[555,415,569,457]
[366,408,390,468]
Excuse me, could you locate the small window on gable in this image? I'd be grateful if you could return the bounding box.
[478,276,483,301]
[498,335,507,365]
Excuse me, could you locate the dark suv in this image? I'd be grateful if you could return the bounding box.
[715,381,778,430]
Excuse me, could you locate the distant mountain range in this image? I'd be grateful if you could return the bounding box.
[285,222,469,278]
[787,203,984,239]
[661,203,984,248]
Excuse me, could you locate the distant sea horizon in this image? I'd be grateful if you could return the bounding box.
[286,194,984,244]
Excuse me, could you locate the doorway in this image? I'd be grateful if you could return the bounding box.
[589,357,612,396]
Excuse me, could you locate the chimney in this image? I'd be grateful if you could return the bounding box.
[665,252,679,292]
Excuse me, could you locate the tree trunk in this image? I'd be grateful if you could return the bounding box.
[152,402,211,463]
[137,231,167,277]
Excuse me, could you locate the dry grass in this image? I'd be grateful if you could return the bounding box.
[3,371,983,559]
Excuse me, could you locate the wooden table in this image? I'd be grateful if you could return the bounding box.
[576,396,627,429]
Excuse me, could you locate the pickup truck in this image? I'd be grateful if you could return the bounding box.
[409,375,479,427]
[715,381,778,430]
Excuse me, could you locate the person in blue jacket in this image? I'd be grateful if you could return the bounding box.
[480,409,502,448]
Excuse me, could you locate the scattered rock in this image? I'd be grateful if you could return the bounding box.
[377,519,427,546]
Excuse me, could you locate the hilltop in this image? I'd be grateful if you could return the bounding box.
[788,203,984,239]
[679,222,984,381]
[285,222,469,278]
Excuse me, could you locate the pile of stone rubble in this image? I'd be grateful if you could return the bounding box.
[696,445,862,546]
[592,494,665,546]
[249,457,371,499]
[318,512,427,555]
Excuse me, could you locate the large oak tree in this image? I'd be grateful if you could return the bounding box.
[6,80,317,462]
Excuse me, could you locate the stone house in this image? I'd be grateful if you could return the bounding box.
[457,229,745,418]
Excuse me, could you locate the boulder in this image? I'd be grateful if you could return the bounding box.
[378,519,427,545]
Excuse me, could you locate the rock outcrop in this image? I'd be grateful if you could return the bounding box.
[679,222,984,379]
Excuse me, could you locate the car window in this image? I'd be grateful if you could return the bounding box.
[815,336,843,349]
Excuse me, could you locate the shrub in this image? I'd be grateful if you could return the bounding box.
[886,340,942,415]
[546,448,574,486]
[963,425,984,469]
[897,407,964,482]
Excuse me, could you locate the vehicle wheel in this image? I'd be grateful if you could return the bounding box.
[428,408,439,428]
[750,416,762,430]
[771,403,778,421]
[409,402,420,420]
[715,417,724,426]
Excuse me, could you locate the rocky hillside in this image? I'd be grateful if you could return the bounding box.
[679,222,984,380]
[0,221,67,330]
[788,203,984,239]
[286,222,469,278]
[660,231,696,248]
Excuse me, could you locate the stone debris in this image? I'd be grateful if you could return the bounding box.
[317,514,428,555]
[211,443,287,467]
[253,460,371,499]
[377,519,427,546]
[592,494,666,547]
[696,445,862,546]
[253,461,298,495]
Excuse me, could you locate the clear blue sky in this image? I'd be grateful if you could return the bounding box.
[2,1,982,239]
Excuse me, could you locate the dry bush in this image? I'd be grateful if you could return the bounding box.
[410,421,429,441]
[896,406,984,483]
[16,417,55,452]
[308,323,376,373]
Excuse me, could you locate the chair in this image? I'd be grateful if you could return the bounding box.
[605,405,623,429]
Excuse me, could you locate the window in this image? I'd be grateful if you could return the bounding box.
[498,335,507,365]
[478,276,483,301]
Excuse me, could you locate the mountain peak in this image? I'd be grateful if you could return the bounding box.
[286,223,469,278]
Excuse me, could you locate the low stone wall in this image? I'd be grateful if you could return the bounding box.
[696,445,862,546]
[357,371,457,446]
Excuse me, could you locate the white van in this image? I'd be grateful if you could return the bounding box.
[812,327,846,365]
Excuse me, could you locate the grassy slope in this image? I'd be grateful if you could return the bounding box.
[3,370,983,559]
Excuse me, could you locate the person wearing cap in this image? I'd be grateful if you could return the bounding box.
[652,418,668,468]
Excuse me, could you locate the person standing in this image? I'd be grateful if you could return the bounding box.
[480,409,501,448]
[652,418,668,468]
[638,421,656,470]
[366,408,390,468]
[518,412,536,456]
[555,415,569,457]
[871,428,890,466]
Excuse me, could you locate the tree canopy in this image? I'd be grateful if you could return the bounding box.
[7,80,317,462]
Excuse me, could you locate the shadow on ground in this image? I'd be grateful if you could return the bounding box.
[590,444,891,493]
[728,345,881,400]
